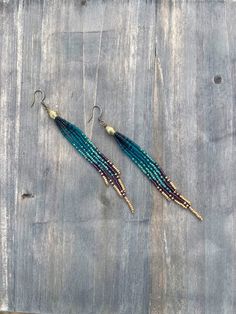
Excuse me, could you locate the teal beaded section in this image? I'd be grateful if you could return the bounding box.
[53,117,139,214]
[124,137,166,177]
[68,129,116,178]
[114,132,172,193]
[122,146,171,192]
[59,123,96,165]
[124,144,167,182]
[55,117,117,179]
[127,142,163,177]
[60,124,112,175]
[113,131,202,219]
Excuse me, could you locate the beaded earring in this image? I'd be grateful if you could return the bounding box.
[31,90,135,213]
[88,105,203,221]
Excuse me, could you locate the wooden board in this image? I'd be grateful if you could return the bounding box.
[0,1,235,313]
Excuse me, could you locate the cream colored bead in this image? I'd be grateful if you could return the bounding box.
[47,108,58,119]
[105,125,116,135]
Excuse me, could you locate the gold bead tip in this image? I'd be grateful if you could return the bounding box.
[124,196,135,214]
[101,175,109,186]
[105,125,116,136]
[47,108,58,119]
[189,207,203,221]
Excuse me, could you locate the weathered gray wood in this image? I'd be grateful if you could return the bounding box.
[0,1,235,314]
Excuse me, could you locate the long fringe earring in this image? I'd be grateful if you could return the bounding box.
[88,105,203,221]
[31,90,135,213]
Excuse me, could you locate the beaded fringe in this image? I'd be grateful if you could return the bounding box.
[114,132,203,220]
[54,117,135,213]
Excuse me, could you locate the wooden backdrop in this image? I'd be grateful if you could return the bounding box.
[0,1,235,313]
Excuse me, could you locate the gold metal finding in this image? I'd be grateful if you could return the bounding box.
[101,175,109,186]
[31,89,58,119]
[188,207,203,221]
[87,105,107,127]
[161,191,171,201]
[87,105,116,135]
[105,125,116,136]
[174,199,203,221]
[112,185,123,197]
[112,164,121,175]
[179,194,191,205]
[174,199,187,208]
[169,181,177,190]
[46,108,58,119]
[124,196,135,214]
[118,178,125,191]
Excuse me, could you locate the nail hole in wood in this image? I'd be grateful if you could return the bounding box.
[21,193,34,199]
[214,75,222,84]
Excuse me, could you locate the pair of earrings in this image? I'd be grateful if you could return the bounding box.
[32,90,203,221]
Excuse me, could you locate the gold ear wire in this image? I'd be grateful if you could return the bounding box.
[31,89,58,119]
[88,105,116,135]
[87,105,107,127]
[31,89,46,108]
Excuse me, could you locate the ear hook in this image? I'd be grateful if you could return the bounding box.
[87,105,106,127]
[31,89,58,120]
[31,89,47,109]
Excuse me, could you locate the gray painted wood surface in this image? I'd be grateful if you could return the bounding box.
[0,1,235,313]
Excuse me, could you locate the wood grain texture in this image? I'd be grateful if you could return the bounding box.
[0,1,235,313]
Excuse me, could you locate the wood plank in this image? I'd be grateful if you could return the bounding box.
[0,1,235,314]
